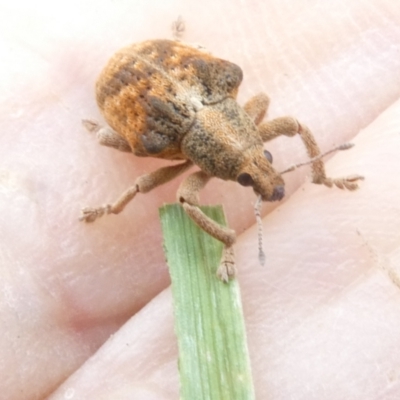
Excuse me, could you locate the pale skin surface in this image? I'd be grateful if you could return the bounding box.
[1,0,400,399]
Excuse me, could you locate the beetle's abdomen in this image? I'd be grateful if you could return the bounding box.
[95,40,243,160]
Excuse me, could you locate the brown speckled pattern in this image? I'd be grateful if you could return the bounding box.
[96,40,243,160]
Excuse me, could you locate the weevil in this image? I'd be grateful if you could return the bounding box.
[80,39,363,281]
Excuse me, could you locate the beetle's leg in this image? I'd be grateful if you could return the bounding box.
[243,93,270,125]
[258,117,363,190]
[80,160,193,222]
[177,171,236,282]
[82,119,132,153]
[171,15,185,40]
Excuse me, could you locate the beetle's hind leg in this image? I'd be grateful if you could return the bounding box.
[177,171,236,282]
[82,119,132,153]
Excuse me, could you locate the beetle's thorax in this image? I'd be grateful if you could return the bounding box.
[181,98,284,200]
[181,98,255,178]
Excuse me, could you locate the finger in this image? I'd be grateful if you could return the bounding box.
[2,0,399,398]
[50,99,400,398]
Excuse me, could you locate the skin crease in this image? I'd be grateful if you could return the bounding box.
[1,0,400,398]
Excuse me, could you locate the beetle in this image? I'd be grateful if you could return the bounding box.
[80,39,362,281]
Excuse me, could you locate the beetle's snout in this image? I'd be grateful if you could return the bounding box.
[259,184,285,202]
[269,185,285,201]
[238,147,285,202]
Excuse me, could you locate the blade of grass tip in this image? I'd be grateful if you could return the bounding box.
[159,204,255,400]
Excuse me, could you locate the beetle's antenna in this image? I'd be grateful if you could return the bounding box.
[280,143,354,175]
[254,195,266,266]
[255,143,356,265]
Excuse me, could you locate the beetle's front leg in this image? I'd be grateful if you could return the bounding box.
[177,171,236,282]
[258,117,363,190]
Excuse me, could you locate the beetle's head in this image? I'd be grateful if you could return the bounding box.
[236,147,285,202]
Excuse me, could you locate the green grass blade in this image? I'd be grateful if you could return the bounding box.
[159,204,255,400]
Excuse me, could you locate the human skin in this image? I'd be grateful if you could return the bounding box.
[1,0,400,399]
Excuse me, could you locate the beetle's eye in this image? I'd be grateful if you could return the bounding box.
[237,173,254,187]
[264,150,273,163]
